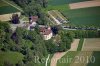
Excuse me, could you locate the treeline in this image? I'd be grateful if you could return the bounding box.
[0,22,74,66]
[67,30,100,38]
[12,0,48,25]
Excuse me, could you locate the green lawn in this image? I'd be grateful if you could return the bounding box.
[62,6,100,27]
[77,38,84,51]
[0,51,24,66]
[57,51,79,66]
[87,51,100,66]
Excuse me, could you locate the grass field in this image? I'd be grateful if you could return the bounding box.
[87,51,100,66]
[57,51,79,66]
[0,0,9,7]
[62,6,100,27]
[48,0,90,6]
[0,51,24,66]
[57,51,99,66]
[0,0,20,15]
[77,38,84,51]
[82,38,100,51]
[70,51,93,66]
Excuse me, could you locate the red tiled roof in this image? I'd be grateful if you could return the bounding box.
[40,27,52,35]
[30,16,38,22]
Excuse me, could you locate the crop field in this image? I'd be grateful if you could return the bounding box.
[57,51,79,66]
[69,1,100,9]
[62,6,100,27]
[82,38,100,51]
[0,0,9,7]
[87,51,100,66]
[0,0,19,15]
[48,0,90,6]
[48,10,67,20]
[57,51,93,66]
[47,0,100,27]
[70,51,93,66]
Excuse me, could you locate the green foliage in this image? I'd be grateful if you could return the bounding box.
[58,30,75,50]
[68,30,100,38]
[77,38,84,51]
[12,0,49,25]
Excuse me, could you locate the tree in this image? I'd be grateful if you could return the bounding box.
[4,60,14,66]
[0,29,5,45]
[16,61,24,66]
[0,22,10,32]
[11,14,20,24]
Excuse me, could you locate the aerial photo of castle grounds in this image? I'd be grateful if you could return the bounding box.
[0,0,100,66]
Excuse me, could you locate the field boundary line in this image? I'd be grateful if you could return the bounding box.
[81,38,86,51]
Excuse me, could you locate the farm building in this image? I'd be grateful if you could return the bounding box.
[23,16,38,30]
[40,26,53,40]
[48,10,68,25]
[0,0,21,21]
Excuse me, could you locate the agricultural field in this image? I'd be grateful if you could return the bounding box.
[47,0,100,27]
[70,51,93,66]
[82,38,100,51]
[0,0,20,15]
[48,0,90,6]
[69,1,100,9]
[0,51,24,66]
[87,51,100,66]
[57,51,79,66]
[62,6,100,27]
[48,10,67,20]
[57,51,100,66]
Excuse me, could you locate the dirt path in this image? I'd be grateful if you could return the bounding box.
[50,51,68,66]
[50,39,80,66]
[69,39,80,51]
[69,1,100,9]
